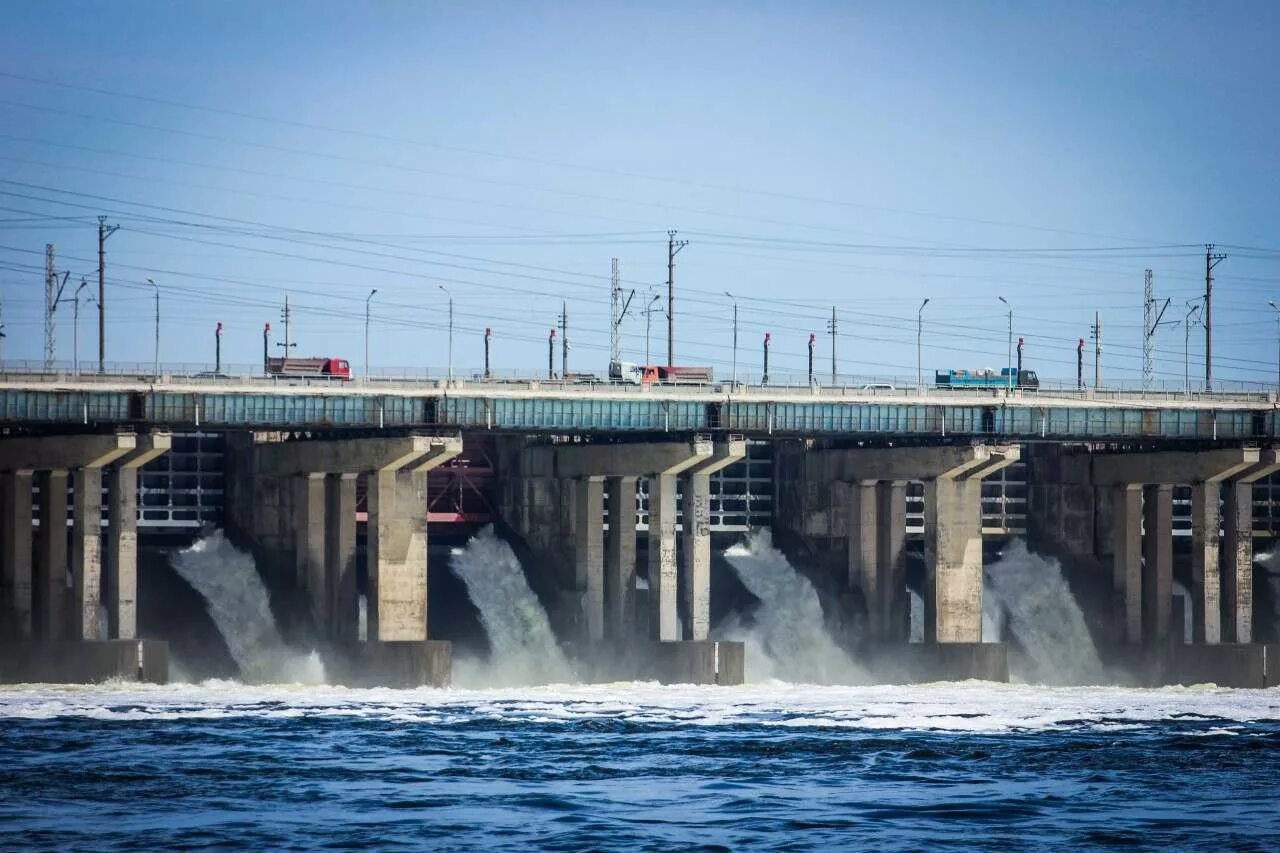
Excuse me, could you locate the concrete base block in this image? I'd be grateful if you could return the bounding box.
[0,640,168,684]
[868,642,1009,683]
[330,640,452,688]
[648,641,745,685]
[1268,645,1280,689]
[1167,644,1267,689]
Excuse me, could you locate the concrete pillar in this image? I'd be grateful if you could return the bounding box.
[924,477,983,643]
[648,473,679,641]
[325,473,358,641]
[573,476,605,642]
[876,480,908,641]
[71,467,103,641]
[0,472,33,639]
[1112,484,1143,645]
[680,471,712,641]
[605,475,637,642]
[295,473,327,629]
[1222,480,1253,644]
[36,470,69,641]
[107,435,169,641]
[367,469,428,643]
[847,480,878,615]
[1189,482,1222,644]
[1142,483,1173,645]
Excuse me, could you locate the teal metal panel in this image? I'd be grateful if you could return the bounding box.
[0,390,130,423]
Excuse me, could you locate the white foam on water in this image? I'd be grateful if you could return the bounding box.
[448,526,575,688]
[169,530,326,684]
[721,529,868,684]
[1,681,1277,733]
[985,540,1108,686]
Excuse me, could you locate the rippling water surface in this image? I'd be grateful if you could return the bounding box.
[3,682,1279,849]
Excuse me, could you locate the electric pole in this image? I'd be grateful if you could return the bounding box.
[1077,338,1084,391]
[97,216,118,373]
[1204,244,1226,391]
[43,244,71,372]
[559,302,569,379]
[808,333,815,386]
[277,296,295,356]
[665,230,687,367]
[827,306,838,385]
[548,328,556,379]
[1142,268,1173,392]
[608,257,635,367]
[1090,311,1102,389]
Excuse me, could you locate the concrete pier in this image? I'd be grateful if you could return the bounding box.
[680,438,746,641]
[604,475,637,642]
[0,432,171,683]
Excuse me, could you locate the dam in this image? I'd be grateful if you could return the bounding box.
[1,372,1279,687]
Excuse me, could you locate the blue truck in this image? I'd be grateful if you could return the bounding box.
[935,367,1039,390]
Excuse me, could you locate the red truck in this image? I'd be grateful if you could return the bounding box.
[638,365,715,386]
[265,357,352,380]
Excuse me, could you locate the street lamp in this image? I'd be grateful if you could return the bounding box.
[438,285,453,381]
[724,291,738,386]
[1269,300,1280,394]
[73,279,93,377]
[917,297,929,389]
[644,290,661,366]
[997,296,1013,390]
[147,278,159,380]
[364,288,377,380]
[1184,302,1201,395]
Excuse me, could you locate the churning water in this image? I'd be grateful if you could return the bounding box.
[448,526,575,687]
[722,529,867,684]
[170,530,325,684]
[985,540,1107,685]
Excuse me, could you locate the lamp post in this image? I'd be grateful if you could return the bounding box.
[147,278,159,380]
[1269,300,1280,394]
[644,291,661,366]
[364,288,377,379]
[1184,303,1201,395]
[438,285,453,381]
[73,279,91,376]
[917,297,929,389]
[725,291,738,385]
[997,296,1013,390]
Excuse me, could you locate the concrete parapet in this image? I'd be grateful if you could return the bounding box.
[866,642,1009,683]
[328,640,452,688]
[647,640,745,685]
[0,639,168,684]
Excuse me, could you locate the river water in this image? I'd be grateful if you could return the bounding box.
[2,681,1279,849]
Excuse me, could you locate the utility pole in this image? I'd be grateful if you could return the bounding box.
[0,296,6,368]
[608,258,634,366]
[548,328,556,379]
[215,321,223,374]
[73,278,90,376]
[808,333,815,386]
[1017,337,1024,374]
[277,296,295,356]
[1268,301,1280,394]
[1142,269,1173,392]
[1090,311,1102,389]
[725,291,738,386]
[438,285,453,382]
[263,323,271,372]
[643,289,661,366]
[483,327,492,380]
[1204,244,1226,391]
[559,301,569,379]
[827,306,837,385]
[147,278,159,381]
[762,332,771,386]
[916,298,930,388]
[997,296,1013,391]
[97,216,118,374]
[364,288,377,379]
[1077,338,1084,391]
[1184,303,1201,395]
[665,230,687,367]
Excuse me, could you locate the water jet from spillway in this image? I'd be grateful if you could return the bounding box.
[721,529,867,684]
[985,540,1107,685]
[170,530,325,684]
[448,526,575,687]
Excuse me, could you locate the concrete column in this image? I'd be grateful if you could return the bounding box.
[1189,482,1222,644]
[573,476,605,642]
[71,467,103,641]
[295,473,327,629]
[1,472,33,639]
[36,469,69,641]
[876,480,908,641]
[847,480,878,612]
[1222,480,1253,644]
[1111,484,1143,645]
[367,469,428,643]
[648,473,679,641]
[924,477,983,643]
[107,434,169,641]
[1142,483,1173,645]
[680,471,713,641]
[605,475,637,642]
[325,473,358,641]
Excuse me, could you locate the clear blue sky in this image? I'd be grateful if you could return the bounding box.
[1,1,1277,388]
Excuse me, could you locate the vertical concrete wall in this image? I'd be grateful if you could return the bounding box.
[1190,482,1222,644]
[1222,481,1253,644]
[295,473,327,630]
[925,478,983,643]
[1142,484,1173,645]
[36,469,68,641]
[367,470,429,643]
[605,475,637,642]
[324,473,358,641]
[573,477,605,642]
[71,468,103,641]
[107,467,139,640]
[1,472,33,640]
[681,472,712,641]
[648,474,679,642]
[1112,484,1143,645]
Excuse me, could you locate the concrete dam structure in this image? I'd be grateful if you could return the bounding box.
[1,374,1279,687]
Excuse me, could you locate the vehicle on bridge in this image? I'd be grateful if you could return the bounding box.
[609,362,716,386]
[936,368,1039,390]
[265,356,352,380]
